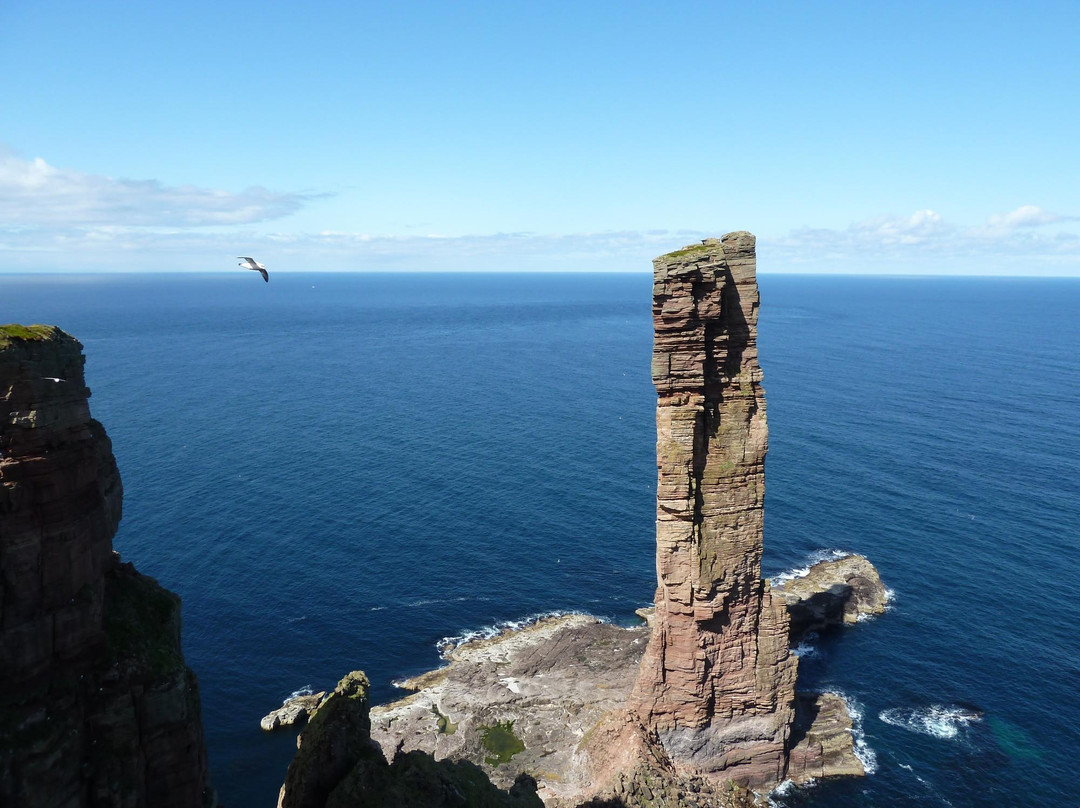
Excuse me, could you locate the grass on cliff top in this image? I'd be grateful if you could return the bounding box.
[661,243,714,260]
[479,720,525,766]
[0,324,56,348]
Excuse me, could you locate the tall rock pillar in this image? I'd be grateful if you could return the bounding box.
[629,233,796,789]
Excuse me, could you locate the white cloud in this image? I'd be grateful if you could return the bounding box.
[0,150,1077,275]
[0,225,709,272]
[985,204,1077,229]
[0,149,318,227]
[848,209,949,244]
[770,206,1080,272]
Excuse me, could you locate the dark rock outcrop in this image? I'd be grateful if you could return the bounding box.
[263,691,328,731]
[278,671,545,808]
[628,235,797,789]
[786,693,864,782]
[0,325,213,808]
[774,554,889,639]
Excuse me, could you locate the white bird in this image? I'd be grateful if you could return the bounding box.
[237,257,269,282]
[41,377,64,383]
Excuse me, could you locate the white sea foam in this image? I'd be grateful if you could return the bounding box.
[767,777,815,807]
[284,685,314,704]
[791,630,820,658]
[769,548,851,587]
[836,692,878,774]
[791,640,819,658]
[771,779,797,796]
[878,704,982,739]
[435,610,580,658]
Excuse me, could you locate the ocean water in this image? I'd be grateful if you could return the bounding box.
[1,272,1077,807]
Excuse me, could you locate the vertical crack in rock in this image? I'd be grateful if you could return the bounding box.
[629,234,797,789]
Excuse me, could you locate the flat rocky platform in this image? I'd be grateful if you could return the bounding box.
[370,614,862,806]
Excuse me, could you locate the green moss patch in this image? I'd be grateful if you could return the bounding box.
[0,324,57,348]
[479,720,525,765]
[662,244,712,260]
[433,705,458,735]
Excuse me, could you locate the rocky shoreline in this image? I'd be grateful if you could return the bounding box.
[3,234,893,808]
[276,234,893,807]
[360,549,888,806]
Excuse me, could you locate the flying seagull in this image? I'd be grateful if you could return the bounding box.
[237,257,269,282]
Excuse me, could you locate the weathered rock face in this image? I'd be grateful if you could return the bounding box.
[275,235,880,804]
[0,326,120,684]
[629,234,798,789]
[0,325,213,808]
[370,615,654,806]
[279,670,546,808]
[774,554,889,639]
[263,691,328,732]
[364,612,861,806]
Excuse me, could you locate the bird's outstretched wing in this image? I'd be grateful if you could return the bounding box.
[259,268,269,282]
[237,256,255,262]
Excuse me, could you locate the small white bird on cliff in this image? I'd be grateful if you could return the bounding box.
[237,257,269,282]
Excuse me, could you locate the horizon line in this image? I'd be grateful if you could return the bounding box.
[2,269,1080,279]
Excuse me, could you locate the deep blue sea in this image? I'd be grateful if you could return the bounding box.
[2,272,1077,807]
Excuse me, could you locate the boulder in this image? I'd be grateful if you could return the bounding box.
[262,691,327,731]
[774,554,889,638]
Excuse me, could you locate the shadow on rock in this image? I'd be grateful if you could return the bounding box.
[278,671,542,808]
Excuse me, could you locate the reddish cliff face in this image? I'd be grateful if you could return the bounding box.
[0,325,121,685]
[629,234,797,789]
[0,325,213,808]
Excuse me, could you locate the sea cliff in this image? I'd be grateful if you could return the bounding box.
[0,325,213,808]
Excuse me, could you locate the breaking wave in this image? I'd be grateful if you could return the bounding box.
[838,692,878,774]
[435,610,580,657]
[769,548,851,587]
[284,685,314,704]
[791,630,820,658]
[767,777,815,807]
[878,704,983,739]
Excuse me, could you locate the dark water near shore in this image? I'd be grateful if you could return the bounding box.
[2,272,1077,807]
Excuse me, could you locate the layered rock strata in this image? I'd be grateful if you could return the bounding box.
[628,234,797,789]
[0,325,213,808]
[364,613,859,806]
[279,235,882,805]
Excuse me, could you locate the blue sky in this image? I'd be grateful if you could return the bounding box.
[1,0,1078,273]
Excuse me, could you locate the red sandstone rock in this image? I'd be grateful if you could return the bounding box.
[629,235,798,789]
[0,325,213,808]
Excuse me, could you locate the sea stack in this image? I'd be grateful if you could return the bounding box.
[0,325,213,808]
[629,233,797,788]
